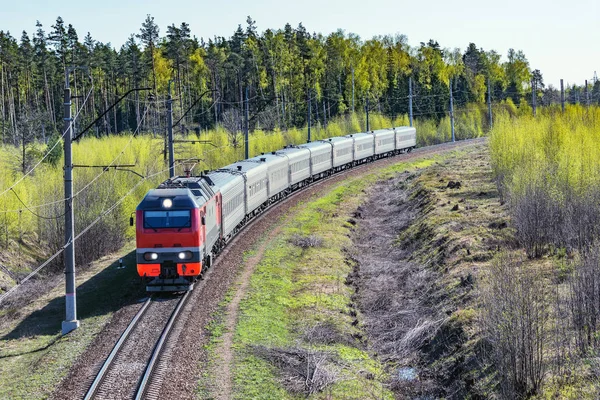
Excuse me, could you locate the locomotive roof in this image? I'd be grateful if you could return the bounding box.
[158,176,213,203]
[137,188,200,210]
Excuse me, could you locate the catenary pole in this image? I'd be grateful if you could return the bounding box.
[366,96,370,132]
[62,68,79,335]
[244,86,249,159]
[167,81,174,178]
[449,79,455,142]
[532,77,537,117]
[560,79,565,112]
[409,76,413,127]
[352,67,355,113]
[585,80,589,107]
[307,89,311,142]
[487,77,493,130]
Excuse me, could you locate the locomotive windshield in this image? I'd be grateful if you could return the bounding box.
[144,210,191,229]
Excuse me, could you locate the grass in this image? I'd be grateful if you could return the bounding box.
[0,246,144,399]
[194,147,479,399]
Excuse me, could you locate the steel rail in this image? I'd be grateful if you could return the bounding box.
[134,291,191,400]
[84,296,153,400]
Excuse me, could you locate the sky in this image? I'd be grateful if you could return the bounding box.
[1,0,598,87]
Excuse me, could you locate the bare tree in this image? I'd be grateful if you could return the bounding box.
[570,245,600,353]
[481,252,549,398]
[511,181,555,258]
[221,107,242,148]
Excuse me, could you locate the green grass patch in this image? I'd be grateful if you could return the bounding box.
[213,149,469,399]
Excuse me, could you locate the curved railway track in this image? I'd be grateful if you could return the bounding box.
[53,138,484,400]
[83,292,190,400]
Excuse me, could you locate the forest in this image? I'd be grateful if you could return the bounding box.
[0,14,598,155]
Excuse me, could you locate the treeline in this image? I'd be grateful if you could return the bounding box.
[1,15,598,149]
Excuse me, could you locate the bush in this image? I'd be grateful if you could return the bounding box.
[481,252,550,398]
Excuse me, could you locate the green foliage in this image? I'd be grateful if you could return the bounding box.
[489,104,600,251]
[44,134,63,166]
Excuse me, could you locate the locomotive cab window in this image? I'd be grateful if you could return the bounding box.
[144,210,191,229]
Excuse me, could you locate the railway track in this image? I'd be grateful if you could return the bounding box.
[83,292,190,400]
[53,138,484,400]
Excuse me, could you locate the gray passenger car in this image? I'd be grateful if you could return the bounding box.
[220,161,269,217]
[394,126,417,152]
[323,136,354,170]
[372,128,396,157]
[276,146,311,188]
[299,141,333,179]
[248,153,289,201]
[346,133,374,163]
[204,170,245,240]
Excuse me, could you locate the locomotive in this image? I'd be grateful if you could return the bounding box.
[134,126,416,291]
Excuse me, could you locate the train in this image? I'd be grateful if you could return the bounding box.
[134,126,417,291]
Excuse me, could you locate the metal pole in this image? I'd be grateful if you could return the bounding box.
[532,77,537,117]
[366,97,370,132]
[244,86,249,159]
[585,80,589,107]
[408,76,413,127]
[487,77,493,130]
[307,89,311,142]
[560,79,565,112]
[351,67,355,113]
[62,70,79,335]
[449,79,455,142]
[167,82,174,178]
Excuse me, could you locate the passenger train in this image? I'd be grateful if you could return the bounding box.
[134,126,417,291]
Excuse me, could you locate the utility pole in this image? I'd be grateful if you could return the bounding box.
[449,79,455,142]
[62,68,79,335]
[352,67,355,113]
[585,80,589,107]
[532,77,537,117]
[167,81,174,178]
[560,79,565,112]
[408,76,413,127]
[487,77,493,130]
[307,89,311,142]
[365,96,370,132]
[244,86,249,159]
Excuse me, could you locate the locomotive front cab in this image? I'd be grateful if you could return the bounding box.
[135,188,205,291]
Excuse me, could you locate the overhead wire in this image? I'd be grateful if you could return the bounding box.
[0,154,202,304]
[0,85,94,199]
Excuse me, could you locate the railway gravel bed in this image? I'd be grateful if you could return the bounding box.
[51,138,482,400]
[89,296,180,400]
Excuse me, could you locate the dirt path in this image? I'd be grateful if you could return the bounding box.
[213,223,285,400]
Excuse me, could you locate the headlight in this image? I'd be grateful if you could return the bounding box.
[178,251,193,260]
[144,252,159,261]
[162,198,173,208]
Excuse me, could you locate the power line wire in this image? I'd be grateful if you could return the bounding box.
[0,86,94,199]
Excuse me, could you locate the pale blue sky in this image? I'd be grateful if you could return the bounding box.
[1,0,598,86]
